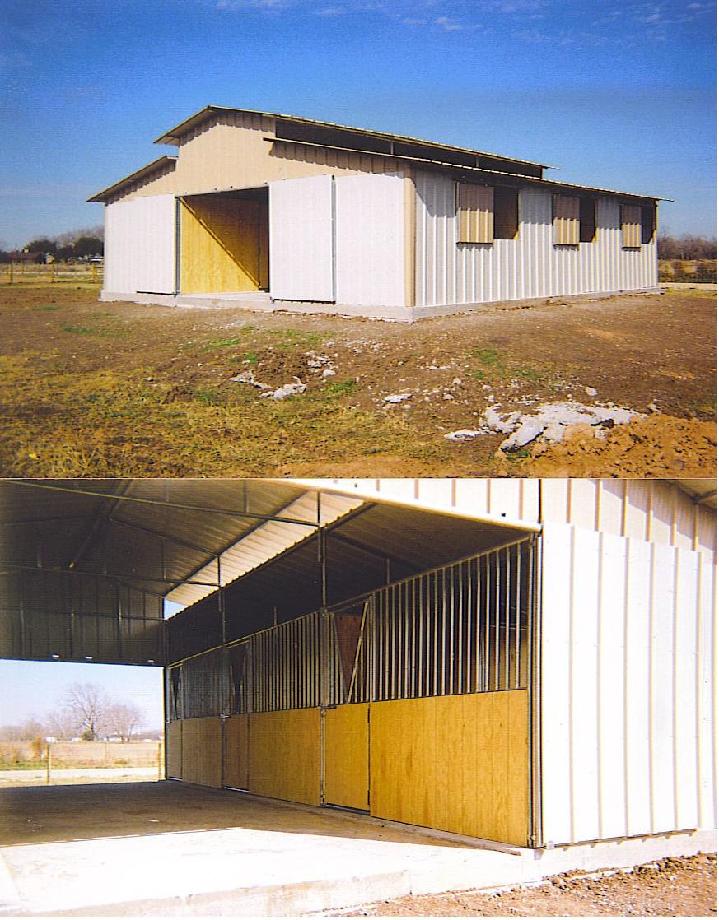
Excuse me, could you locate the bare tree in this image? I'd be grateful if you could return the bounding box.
[103,702,143,742]
[64,683,110,741]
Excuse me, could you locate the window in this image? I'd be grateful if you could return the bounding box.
[457,182,493,243]
[494,187,519,239]
[553,194,580,245]
[621,204,642,248]
[579,197,596,243]
[641,205,656,244]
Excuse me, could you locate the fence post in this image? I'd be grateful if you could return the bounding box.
[9,262,13,284]
[46,742,52,785]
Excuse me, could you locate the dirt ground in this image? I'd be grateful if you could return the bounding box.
[0,283,715,477]
[341,853,717,917]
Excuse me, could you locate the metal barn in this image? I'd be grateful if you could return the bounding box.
[0,478,714,859]
[89,107,663,321]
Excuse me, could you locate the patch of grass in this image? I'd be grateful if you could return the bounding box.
[514,367,542,382]
[33,304,60,312]
[269,328,324,350]
[193,386,225,406]
[62,324,94,335]
[324,378,358,397]
[471,346,501,366]
[205,335,252,348]
[243,351,259,365]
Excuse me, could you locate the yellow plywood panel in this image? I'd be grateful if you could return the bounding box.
[324,704,369,810]
[554,195,580,245]
[457,183,493,244]
[622,205,642,248]
[180,717,222,788]
[223,714,249,790]
[248,708,321,806]
[181,196,269,293]
[165,720,183,779]
[370,690,529,845]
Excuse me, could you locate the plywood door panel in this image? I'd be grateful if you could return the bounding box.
[248,708,321,805]
[165,720,182,779]
[180,196,268,293]
[223,714,250,790]
[324,704,369,810]
[369,691,529,845]
[269,175,335,301]
[180,717,222,788]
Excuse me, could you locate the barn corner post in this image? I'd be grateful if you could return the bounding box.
[317,490,330,805]
[527,529,543,849]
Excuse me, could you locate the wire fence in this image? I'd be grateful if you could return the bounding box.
[0,263,103,286]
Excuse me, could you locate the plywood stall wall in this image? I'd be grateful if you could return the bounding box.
[180,717,222,788]
[370,691,529,846]
[166,719,183,779]
[248,709,321,805]
[324,704,369,810]
[223,714,249,790]
[541,523,716,846]
[181,196,269,293]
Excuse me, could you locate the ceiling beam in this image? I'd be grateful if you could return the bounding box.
[0,561,220,590]
[7,481,319,528]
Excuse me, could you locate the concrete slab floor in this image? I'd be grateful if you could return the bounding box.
[0,782,714,917]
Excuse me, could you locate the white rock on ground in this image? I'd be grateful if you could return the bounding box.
[259,377,307,400]
[384,393,412,404]
[230,370,271,390]
[445,401,642,450]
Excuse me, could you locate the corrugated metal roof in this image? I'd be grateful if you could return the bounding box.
[153,104,551,171]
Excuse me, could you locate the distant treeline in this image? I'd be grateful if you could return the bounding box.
[0,226,104,263]
[657,234,716,260]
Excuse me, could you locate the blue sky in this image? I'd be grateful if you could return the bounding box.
[0,0,715,248]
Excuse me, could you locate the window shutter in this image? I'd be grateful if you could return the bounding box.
[553,195,580,245]
[457,183,494,244]
[622,205,642,248]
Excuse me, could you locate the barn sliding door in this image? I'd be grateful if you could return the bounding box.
[104,194,177,295]
[269,175,335,302]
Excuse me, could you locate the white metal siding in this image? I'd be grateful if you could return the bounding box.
[414,171,658,306]
[541,523,716,845]
[104,195,176,294]
[334,173,405,307]
[269,175,335,301]
[314,480,715,560]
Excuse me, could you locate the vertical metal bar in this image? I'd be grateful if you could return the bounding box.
[418,574,425,699]
[505,546,511,690]
[475,556,481,693]
[441,568,447,696]
[449,562,456,694]
[433,572,439,697]
[515,543,522,689]
[494,550,500,692]
[484,553,490,692]
[403,582,410,699]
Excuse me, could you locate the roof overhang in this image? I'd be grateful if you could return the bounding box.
[88,155,177,204]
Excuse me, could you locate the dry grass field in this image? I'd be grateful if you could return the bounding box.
[0,282,715,478]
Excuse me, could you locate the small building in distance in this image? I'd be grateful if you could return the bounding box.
[89,106,663,320]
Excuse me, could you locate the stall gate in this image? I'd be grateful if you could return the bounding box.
[165,537,537,846]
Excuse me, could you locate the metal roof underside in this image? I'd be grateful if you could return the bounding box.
[0,480,533,667]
